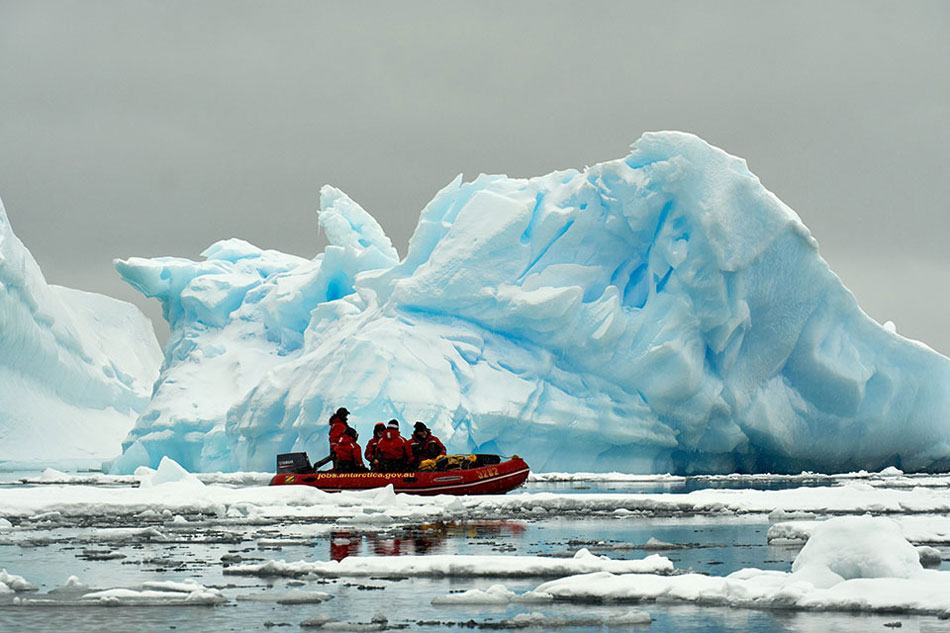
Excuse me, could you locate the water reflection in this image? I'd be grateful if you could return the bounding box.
[329,521,527,561]
[528,478,852,495]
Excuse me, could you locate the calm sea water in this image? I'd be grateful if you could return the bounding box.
[1,476,949,632]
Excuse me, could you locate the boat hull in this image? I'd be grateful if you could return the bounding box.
[269,457,530,495]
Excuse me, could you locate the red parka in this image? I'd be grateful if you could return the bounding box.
[328,416,348,449]
[376,428,412,462]
[333,434,364,468]
[365,437,380,462]
[410,431,446,463]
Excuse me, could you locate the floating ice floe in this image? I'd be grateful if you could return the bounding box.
[0,569,36,593]
[10,576,226,606]
[16,469,273,487]
[431,583,553,605]
[139,457,206,488]
[458,611,653,629]
[300,615,391,631]
[78,580,226,606]
[769,515,950,545]
[236,589,333,604]
[8,469,950,525]
[225,548,673,579]
[17,465,921,487]
[526,517,950,615]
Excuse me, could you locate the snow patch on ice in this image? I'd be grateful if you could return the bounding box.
[770,514,950,545]
[534,516,950,615]
[0,570,36,592]
[790,516,921,585]
[138,457,205,488]
[80,583,226,606]
[225,549,673,579]
[431,583,552,605]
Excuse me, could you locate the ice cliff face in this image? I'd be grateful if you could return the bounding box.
[113,132,950,474]
[0,200,162,467]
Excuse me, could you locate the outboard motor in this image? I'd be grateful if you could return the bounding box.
[276,452,313,474]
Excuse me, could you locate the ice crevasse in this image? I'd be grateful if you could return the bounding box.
[112,131,950,474]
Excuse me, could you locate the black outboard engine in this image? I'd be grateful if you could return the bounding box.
[276,452,313,474]
[471,454,502,467]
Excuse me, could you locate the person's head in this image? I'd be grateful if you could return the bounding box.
[344,426,358,441]
[387,419,399,432]
[413,421,428,437]
[374,422,386,437]
[335,407,350,419]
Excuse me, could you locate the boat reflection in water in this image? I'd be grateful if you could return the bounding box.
[329,520,527,561]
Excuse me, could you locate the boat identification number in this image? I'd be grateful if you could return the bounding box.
[476,467,499,480]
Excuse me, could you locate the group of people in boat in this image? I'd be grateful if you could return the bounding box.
[327,407,446,473]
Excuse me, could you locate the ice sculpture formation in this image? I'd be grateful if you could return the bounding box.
[111,132,950,474]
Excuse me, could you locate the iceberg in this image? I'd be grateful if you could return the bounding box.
[113,132,950,475]
[0,199,162,468]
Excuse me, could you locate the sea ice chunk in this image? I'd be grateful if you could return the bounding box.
[533,516,950,614]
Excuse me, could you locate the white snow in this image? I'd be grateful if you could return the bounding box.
[465,610,653,629]
[532,517,950,615]
[139,457,206,488]
[0,569,36,593]
[431,584,552,605]
[8,462,950,525]
[5,573,226,606]
[236,589,334,604]
[79,582,225,606]
[770,515,950,544]
[225,548,672,579]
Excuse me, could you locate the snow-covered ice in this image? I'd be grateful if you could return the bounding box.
[430,583,553,605]
[769,515,950,544]
[106,132,950,476]
[5,470,950,628]
[5,575,226,606]
[236,588,333,604]
[434,610,653,629]
[0,199,161,469]
[0,569,36,593]
[6,460,950,525]
[224,548,673,579]
[529,517,950,615]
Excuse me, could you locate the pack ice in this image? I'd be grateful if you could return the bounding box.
[112,132,950,475]
[0,200,161,468]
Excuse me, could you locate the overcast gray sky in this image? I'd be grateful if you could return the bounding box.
[1,1,948,352]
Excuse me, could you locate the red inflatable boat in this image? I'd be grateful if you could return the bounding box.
[269,454,530,496]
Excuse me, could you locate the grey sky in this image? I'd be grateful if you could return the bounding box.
[1,1,948,352]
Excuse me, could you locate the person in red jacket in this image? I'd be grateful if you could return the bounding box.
[328,407,350,452]
[364,422,386,468]
[409,422,446,468]
[332,427,366,473]
[374,420,413,472]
